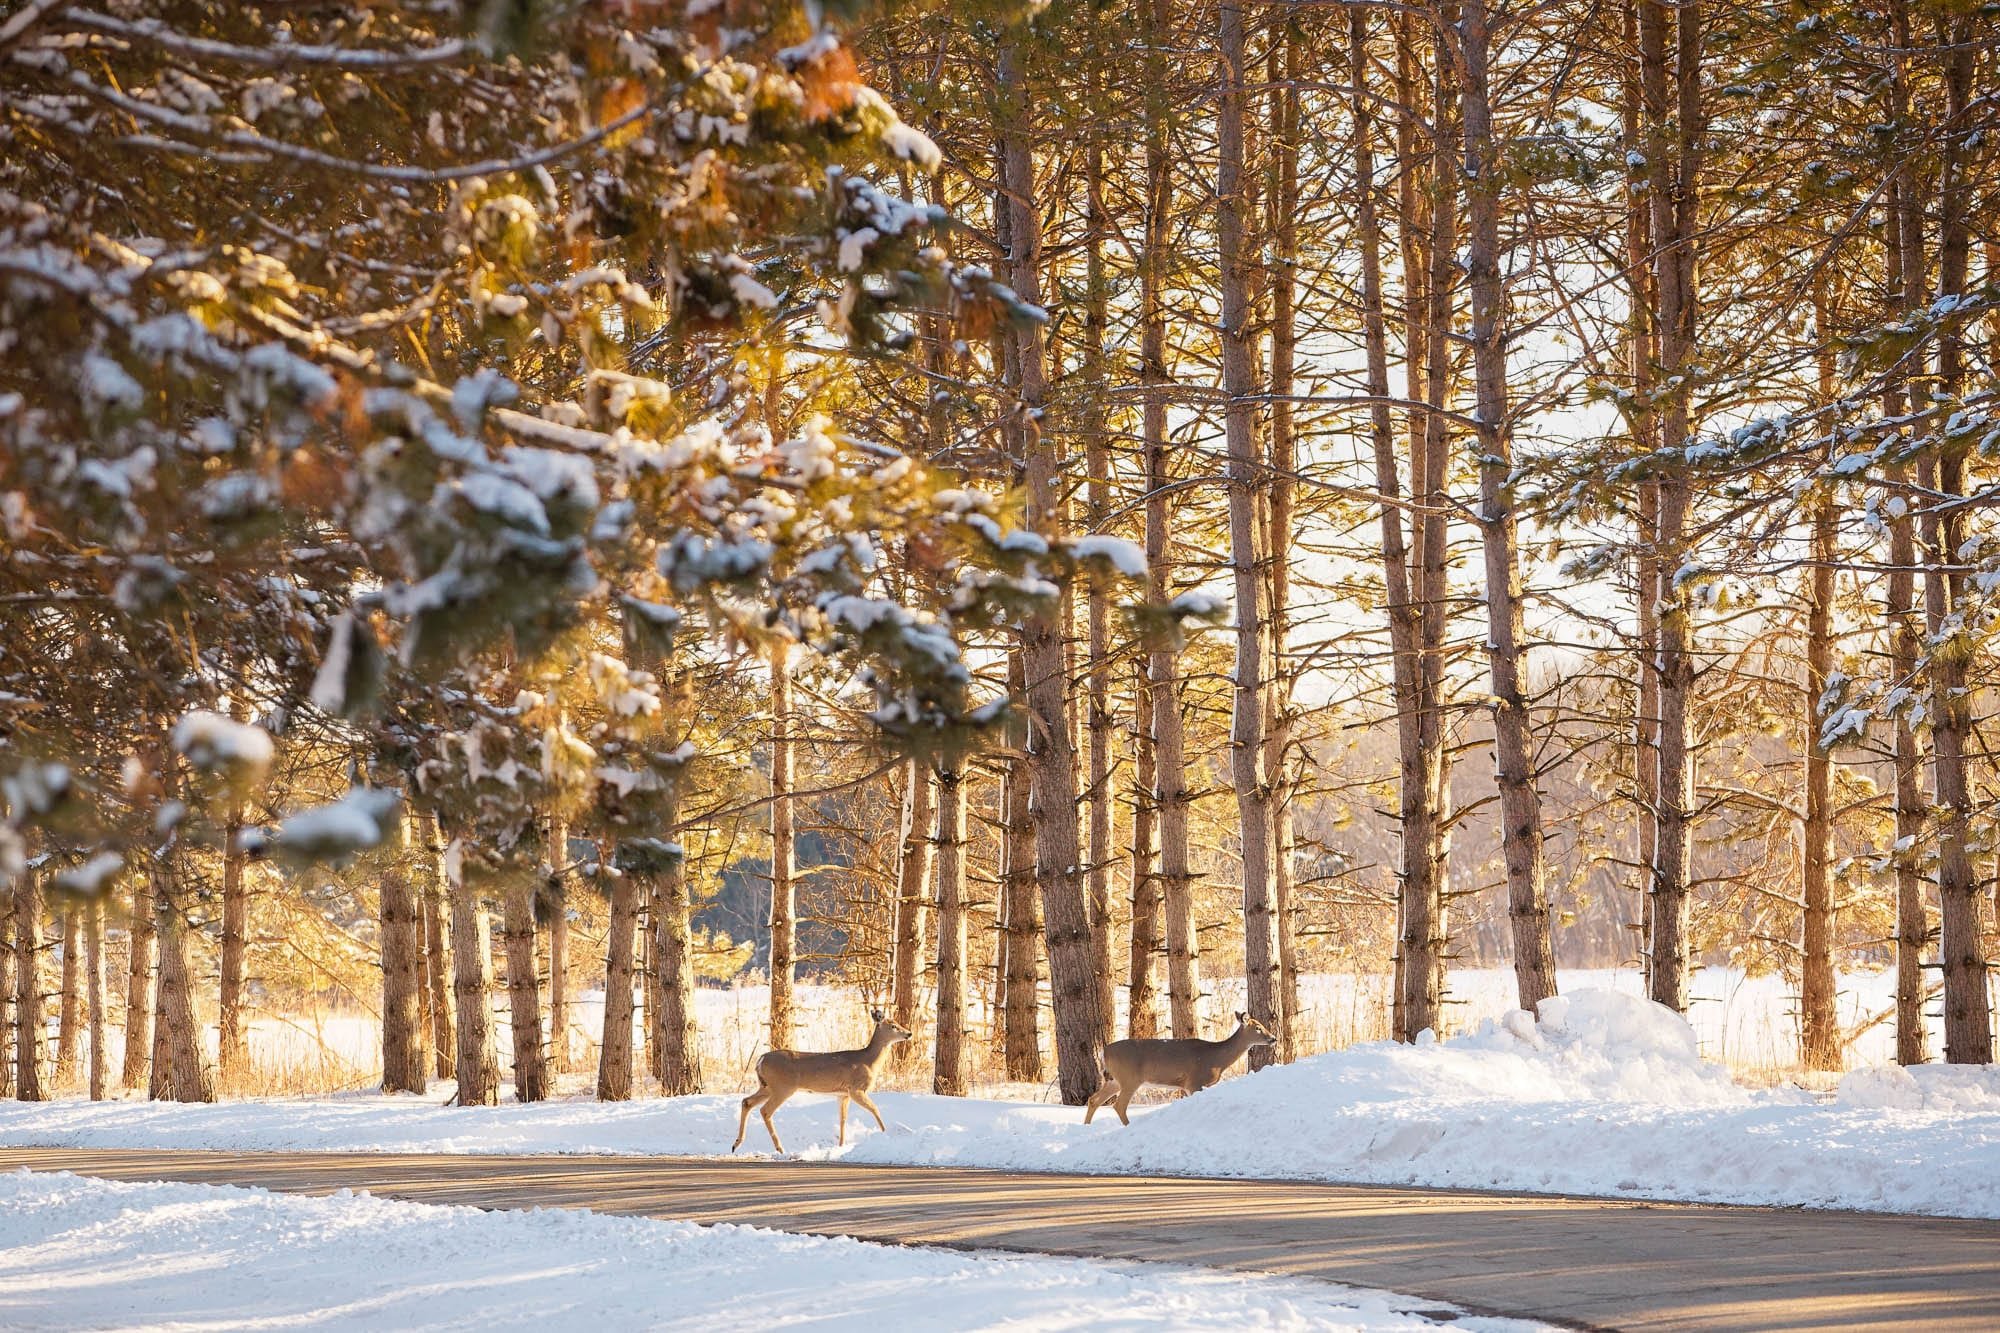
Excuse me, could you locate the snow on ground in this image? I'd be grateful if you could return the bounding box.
[0,1171,1535,1332]
[4,990,1996,1220]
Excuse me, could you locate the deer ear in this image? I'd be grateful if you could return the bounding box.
[1235,1010,1246,1023]
[871,1008,883,1022]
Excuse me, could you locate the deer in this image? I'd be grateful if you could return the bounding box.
[1084,1011,1277,1126]
[731,1010,912,1154]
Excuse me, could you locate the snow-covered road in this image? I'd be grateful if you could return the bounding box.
[0,1170,1536,1331]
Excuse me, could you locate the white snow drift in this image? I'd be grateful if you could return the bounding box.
[2,990,1994,1219]
[0,1171,1531,1332]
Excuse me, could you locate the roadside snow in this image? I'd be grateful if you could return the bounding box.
[0,1171,1533,1332]
[2,991,1994,1219]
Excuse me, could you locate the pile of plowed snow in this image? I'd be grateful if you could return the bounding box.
[3,989,1995,1218]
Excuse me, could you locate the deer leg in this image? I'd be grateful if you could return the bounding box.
[760,1088,793,1154]
[1112,1083,1137,1126]
[852,1089,888,1134]
[732,1085,768,1152]
[838,1095,849,1145]
[1084,1077,1120,1125]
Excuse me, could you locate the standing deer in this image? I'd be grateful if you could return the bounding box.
[1084,1011,1276,1126]
[732,1010,912,1153]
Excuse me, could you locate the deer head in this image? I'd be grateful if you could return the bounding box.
[869,1009,913,1047]
[1233,1011,1278,1049]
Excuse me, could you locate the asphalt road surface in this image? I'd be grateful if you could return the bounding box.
[2,1148,1994,1331]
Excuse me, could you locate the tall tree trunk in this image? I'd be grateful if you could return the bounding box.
[1129,660,1162,1041]
[1352,7,1425,1045]
[502,870,546,1101]
[1083,130,1118,1058]
[151,864,215,1103]
[1882,146,1931,1066]
[1398,7,1459,1038]
[1000,651,1043,1081]
[85,896,106,1100]
[1800,490,1839,1070]
[121,878,153,1091]
[379,866,427,1094]
[1928,9,1993,1065]
[999,26,1100,1103]
[1639,0,1701,1014]
[546,814,570,1074]
[1264,23,1303,1061]
[933,761,969,1096]
[596,850,639,1101]
[448,849,499,1106]
[217,793,248,1085]
[0,888,13,1097]
[14,871,43,1101]
[1798,291,1841,1071]
[1218,0,1278,1064]
[54,903,79,1088]
[891,756,933,1064]
[421,843,456,1080]
[1462,0,1558,1013]
[1619,0,1663,992]
[1142,0,1202,1043]
[654,811,701,1096]
[768,646,796,1051]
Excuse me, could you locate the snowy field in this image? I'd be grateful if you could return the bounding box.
[0,1171,1536,1332]
[213,964,1971,1098]
[7,990,1996,1220]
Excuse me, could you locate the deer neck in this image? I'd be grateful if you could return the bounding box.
[1219,1026,1255,1063]
[862,1030,896,1069]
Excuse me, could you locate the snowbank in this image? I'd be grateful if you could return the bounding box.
[3,990,1994,1220]
[0,1171,1529,1331]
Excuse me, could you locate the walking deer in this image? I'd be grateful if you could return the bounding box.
[1084,1012,1276,1125]
[732,1011,912,1153]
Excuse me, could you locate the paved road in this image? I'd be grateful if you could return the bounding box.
[2,1148,1995,1331]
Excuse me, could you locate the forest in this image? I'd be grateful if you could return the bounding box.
[2,0,1998,1120]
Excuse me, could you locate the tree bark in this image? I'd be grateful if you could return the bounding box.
[1928,9,1993,1065]
[85,896,106,1100]
[151,865,215,1103]
[653,815,700,1096]
[933,761,969,1096]
[1882,138,1931,1066]
[1351,7,1423,1047]
[596,853,639,1101]
[121,877,154,1091]
[501,870,546,1101]
[379,866,428,1094]
[14,871,43,1101]
[1799,293,1840,1072]
[1083,129,1118,1059]
[421,847,456,1080]
[546,814,570,1074]
[1218,0,1279,1065]
[55,903,79,1088]
[1000,651,1043,1081]
[768,646,796,1051]
[0,887,13,1097]
[1263,23,1303,1062]
[998,26,1100,1103]
[447,850,499,1106]
[891,756,933,1064]
[1463,0,1558,1014]
[1639,0,1701,1014]
[1128,660,1162,1041]
[1397,7,1459,1038]
[217,793,248,1085]
[1142,0,1202,1044]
